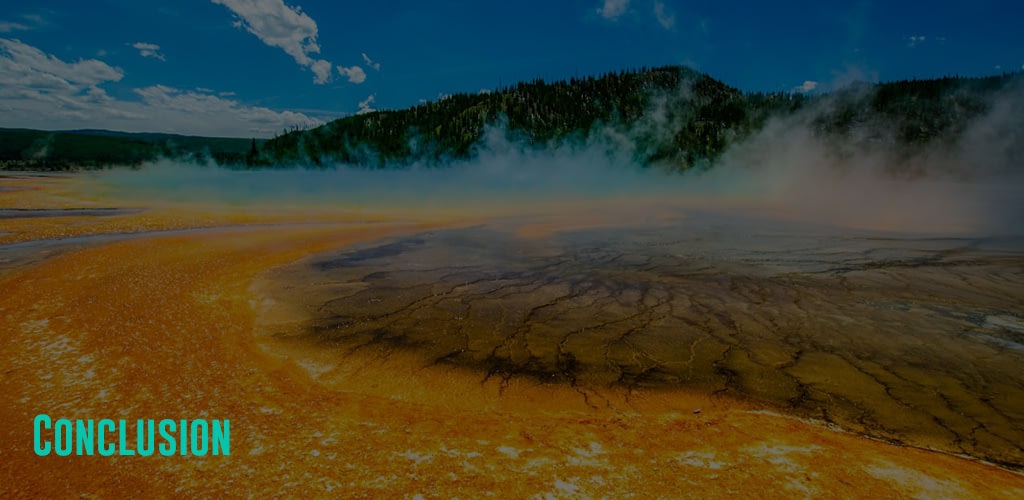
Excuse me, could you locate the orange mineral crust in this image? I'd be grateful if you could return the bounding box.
[2,174,1023,498]
[0,174,403,245]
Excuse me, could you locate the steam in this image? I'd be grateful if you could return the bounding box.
[694,79,1024,233]
[87,136,683,219]
[87,78,1024,236]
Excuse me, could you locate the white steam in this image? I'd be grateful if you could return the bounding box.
[694,81,1024,233]
[87,79,1024,236]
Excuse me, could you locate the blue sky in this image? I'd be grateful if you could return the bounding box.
[0,0,1021,137]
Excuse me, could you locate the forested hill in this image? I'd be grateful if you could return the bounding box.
[260,66,1022,169]
[1,66,1019,171]
[262,66,791,167]
[0,129,261,170]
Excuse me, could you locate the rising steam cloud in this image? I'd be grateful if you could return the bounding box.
[89,77,1024,236]
[695,79,1024,233]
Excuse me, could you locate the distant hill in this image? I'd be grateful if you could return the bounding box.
[261,66,1022,170]
[2,66,1020,171]
[262,66,777,168]
[0,128,262,170]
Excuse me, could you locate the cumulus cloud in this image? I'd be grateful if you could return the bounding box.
[132,42,166,61]
[653,2,675,30]
[211,0,332,84]
[793,80,818,93]
[356,94,376,115]
[598,0,630,20]
[361,52,380,71]
[309,59,332,83]
[0,38,317,137]
[0,38,123,89]
[338,64,366,84]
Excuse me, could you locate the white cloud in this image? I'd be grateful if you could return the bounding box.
[598,0,630,20]
[310,59,332,83]
[0,13,46,33]
[361,52,380,71]
[211,0,332,84]
[653,2,675,30]
[907,35,926,48]
[132,42,166,61]
[0,20,30,33]
[0,38,123,89]
[356,94,375,115]
[338,65,366,84]
[0,38,317,137]
[793,80,818,94]
[132,85,319,134]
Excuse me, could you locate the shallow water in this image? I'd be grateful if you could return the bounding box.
[0,221,402,279]
[260,212,1024,468]
[0,207,143,218]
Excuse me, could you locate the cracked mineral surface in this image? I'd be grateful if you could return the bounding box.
[258,215,1024,469]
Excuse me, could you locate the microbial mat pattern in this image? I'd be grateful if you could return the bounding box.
[262,221,1024,469]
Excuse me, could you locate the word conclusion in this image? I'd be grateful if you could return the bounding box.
[33,414,230,457]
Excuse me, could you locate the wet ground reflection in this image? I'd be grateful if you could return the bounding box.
[262,213,1024,468]
[0,208,143,218]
